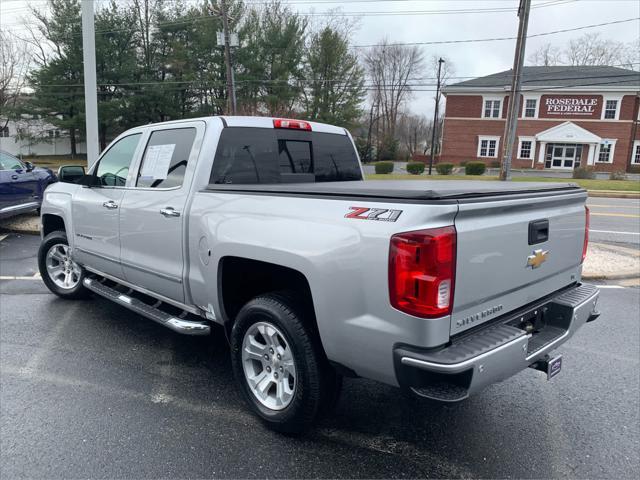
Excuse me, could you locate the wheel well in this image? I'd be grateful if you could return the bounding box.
[219,256,318,329]
[42,214,66,237]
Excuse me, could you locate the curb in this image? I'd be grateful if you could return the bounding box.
[587,190,640,199]
[0,226,40,236]
[582,273,640,281]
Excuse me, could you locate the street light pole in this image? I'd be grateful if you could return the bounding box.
[500,0,531,181]
[429,57,444,175]
[81,0,99,166]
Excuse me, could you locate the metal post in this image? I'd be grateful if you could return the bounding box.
[429,58,444,175]
[500,0,531,181]
[220,0,237,115]
[81,0,99,166]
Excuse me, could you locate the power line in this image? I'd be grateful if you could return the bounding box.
[352,18,640,47]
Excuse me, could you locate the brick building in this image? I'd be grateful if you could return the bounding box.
[440,66,640,172]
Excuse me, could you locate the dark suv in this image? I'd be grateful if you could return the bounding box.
[0,150,57,219]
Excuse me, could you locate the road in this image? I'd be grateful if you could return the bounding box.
[1,233,639,479]
[587,197,640,248]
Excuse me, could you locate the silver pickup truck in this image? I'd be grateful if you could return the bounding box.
[38,116,600,433]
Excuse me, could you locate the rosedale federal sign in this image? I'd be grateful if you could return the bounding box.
[544,96,599,117]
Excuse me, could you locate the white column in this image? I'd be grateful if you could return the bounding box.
[587,143,596,166]
[81,0,99,167]
[537,142,546,165]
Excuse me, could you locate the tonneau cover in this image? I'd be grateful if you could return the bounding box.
[205,180,582,201]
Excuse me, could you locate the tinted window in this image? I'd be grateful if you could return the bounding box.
[137,128,196,188]
[210,128,361,184]
[0,152,23,170]
[95,134,141,186]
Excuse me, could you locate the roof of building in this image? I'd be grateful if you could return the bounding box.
[443,66,640,92]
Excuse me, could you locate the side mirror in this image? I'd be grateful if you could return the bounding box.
[24,161,35,172]
[58,165,86,184]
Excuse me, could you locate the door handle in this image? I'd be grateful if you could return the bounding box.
[102,200,118,209]
[160,207,180,217]
[11,175,18,180]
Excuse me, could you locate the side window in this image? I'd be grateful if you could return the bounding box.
[136,128,196,189]
[95,134,141,186]
[0,152,23,170]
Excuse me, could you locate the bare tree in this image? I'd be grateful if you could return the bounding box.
[565,33,626,66]
[397,113,429,156]
[527,34,639,70]
[364,40,424,140]
[0,31,31,130]
[527,43,562,66]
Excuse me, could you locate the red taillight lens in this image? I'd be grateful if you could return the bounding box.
[389,226,456,318]
[582,206,590,263]
[273,118,312,131]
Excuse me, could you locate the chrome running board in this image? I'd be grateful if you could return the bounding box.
[83,277,210,336]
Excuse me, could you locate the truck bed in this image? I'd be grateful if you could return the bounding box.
[205,179,582,201]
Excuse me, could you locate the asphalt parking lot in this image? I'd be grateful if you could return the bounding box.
[1,233,639,479]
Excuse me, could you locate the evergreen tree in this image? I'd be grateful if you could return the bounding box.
[304,24,366,129]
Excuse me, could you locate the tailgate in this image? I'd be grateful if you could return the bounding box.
[451,190,587,335]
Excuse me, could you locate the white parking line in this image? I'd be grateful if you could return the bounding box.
[0,274,42,280]
[589,229,640,236]
[0,234,8,243]
[596,285,625,289]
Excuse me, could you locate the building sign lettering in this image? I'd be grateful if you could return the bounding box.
[544,97,598,116]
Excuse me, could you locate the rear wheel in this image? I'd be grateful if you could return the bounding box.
[230,292,339,433]
[38,231,89,299]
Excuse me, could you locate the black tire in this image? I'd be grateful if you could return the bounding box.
[230,291,338,434]
[38,230,90,299]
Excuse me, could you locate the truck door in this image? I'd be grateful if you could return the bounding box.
[119,122,202,302]
[72,133,143,279]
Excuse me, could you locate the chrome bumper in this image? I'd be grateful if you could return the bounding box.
[394,283,600,402]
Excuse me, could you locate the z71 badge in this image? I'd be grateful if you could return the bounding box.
[345,207,402,222]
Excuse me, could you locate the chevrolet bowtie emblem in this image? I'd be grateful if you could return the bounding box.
[527,249,549,269]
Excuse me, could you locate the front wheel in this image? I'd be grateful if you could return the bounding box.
[38,230,89,299]
[230,292,338,434]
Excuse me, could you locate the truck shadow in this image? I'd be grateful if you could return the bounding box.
[58,295,561,478]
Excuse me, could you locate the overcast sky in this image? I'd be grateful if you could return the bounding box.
[1,0,638,119]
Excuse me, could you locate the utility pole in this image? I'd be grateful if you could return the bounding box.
[500,0,531,181]
[428,57,444,175]
[81,0,99,166]
[219,0,237,115]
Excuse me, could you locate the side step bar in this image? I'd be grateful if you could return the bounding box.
[83,277,210,336]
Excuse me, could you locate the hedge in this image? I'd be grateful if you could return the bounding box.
[374,161,394,174]
[406,162,425,175]
[465,161,486,175]
[572,167,596,179]
[435,163,454,175]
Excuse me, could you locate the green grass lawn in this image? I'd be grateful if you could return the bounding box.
[365,174,640,192]
[25,156,88,169]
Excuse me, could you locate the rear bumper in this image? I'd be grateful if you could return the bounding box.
[393,283,599,402]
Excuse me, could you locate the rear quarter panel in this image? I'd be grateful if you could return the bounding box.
[187,192,458,385]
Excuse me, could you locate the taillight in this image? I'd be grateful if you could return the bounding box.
[273,118,312,131]
[389,226,456,318]
[582,206,590,263]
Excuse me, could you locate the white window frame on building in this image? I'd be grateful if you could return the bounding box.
[596,139,617,163]
[477,135,500,158]
[517,136,536,160]
[522,95,540,119]
[482,96,502,119]
[601,95,622,120]
[631,140,640,165]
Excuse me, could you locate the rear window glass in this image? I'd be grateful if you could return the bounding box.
[210,127,362,184]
